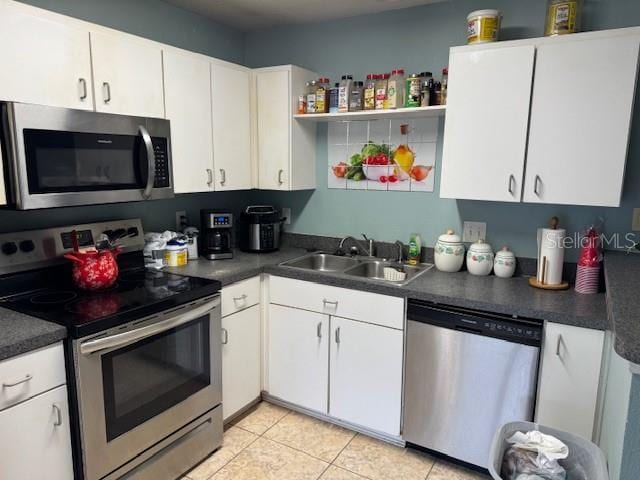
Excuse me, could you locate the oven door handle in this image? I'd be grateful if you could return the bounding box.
[79,297,220,355]
[139,125,155,200]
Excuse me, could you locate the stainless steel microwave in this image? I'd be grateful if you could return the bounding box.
[0,102,173,209]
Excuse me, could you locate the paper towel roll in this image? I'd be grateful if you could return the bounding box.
[537,228,566,285]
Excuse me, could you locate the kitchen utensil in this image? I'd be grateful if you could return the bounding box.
[532,216,569,289]
[494,246,516,278]
[238,206,285,253]
[467,239,494,276]
[64,246,122,291]
[434,229,465,272]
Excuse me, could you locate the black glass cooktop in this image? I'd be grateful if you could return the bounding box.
[0,259,220,338]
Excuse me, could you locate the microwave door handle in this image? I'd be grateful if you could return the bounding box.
[79,297,220,355]
[138,125,155,200]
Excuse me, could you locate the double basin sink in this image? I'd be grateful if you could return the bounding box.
[280,252,433,287]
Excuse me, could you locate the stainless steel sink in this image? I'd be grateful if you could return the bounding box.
[281,253,360,272]
[343,260,432,286]
[281,253,432,286]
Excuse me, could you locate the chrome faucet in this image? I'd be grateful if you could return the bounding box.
[337,234,375,257]
[394,240,404,263]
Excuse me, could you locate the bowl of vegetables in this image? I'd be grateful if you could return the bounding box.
[361,143,397,183]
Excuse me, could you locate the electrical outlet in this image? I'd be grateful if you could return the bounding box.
[633,208,640,231]
[175,210,187,232]
[282,207,291,225]
[463,221,487,243]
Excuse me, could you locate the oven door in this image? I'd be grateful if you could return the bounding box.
[2,102,173,209]
[74,295,221,480]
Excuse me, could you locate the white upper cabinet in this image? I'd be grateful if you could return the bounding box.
[255,65,317,191]
[212,62,253,191]
[523,34,640,207]
[0,1,93,110]
[164,49,214,194]
[440,28,640,207]
[440,45,535,202]
[90,30,165,118]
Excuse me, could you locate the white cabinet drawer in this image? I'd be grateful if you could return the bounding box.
[222,276,260,317]
[269,276,404,330]
[0,343,66,411]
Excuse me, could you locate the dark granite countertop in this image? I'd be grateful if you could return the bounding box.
[604,251,640,365]
[169,246,608,331]
[0,307,67,361]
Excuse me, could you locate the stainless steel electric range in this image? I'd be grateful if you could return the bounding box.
[0,219,223,480]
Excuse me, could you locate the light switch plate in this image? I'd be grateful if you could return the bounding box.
[463,221,487,243]
[633,208,640,231]
[282,207,291,225]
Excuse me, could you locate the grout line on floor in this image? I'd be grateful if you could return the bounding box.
[327,433,377,479]
[424,458,436,480]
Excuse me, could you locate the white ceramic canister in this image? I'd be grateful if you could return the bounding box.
[434,229,465,272]
[466,239,494,276]
[494,246,516,278]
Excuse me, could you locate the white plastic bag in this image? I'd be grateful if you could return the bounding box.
[501,430,569,480]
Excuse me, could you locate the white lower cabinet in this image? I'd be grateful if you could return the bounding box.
[0,384,73,479]
[536,322,605,440]
[329,316,403,436]
[268,304,329,413]
[222,304,261,421]
[267,277,404,436]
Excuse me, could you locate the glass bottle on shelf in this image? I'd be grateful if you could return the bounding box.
[363,74,376,111]
[315,77,330,113]
[329,82,340,114]
[349,81,364,111]
[338,75,353,113]
[387,69,405,109]
[375,73,388,110]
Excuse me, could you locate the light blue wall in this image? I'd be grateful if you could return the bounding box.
[245,0,640,260]
[4,0,249,233]
[16,0,245,63]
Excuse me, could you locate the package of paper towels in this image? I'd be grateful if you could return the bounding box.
[537,227,566,285]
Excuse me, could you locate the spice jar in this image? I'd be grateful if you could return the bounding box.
[363,74,376,110]
[338,75,353,113]
[349,81,364,111]
[386,69,405,109]
[441,68,448,105]
[375,73,389,110]
[405,73,421,108]
[297,94,307,114]
[306,80,317,114]
[420,72,433,107]
[315,77,330,113]
[329,82,340,114]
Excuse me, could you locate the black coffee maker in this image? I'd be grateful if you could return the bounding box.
[200,210,233,260]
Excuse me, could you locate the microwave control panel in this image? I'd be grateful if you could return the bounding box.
[152,137,170,188]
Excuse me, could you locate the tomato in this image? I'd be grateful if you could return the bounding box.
[388,175,398,183]
[379,175,388,183]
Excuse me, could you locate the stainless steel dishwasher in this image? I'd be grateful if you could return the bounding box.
[404,300,542,469]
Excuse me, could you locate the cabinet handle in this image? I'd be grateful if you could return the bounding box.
[278,169,284,186]
[316,322,322,339]
[322,299,338,309]
[206,168,213,186]
[52,403,62,427]
[534,175,542,196]
[103,82,111,103]
[508,174,515,195]
[220,169,226,186]
[221,328,229,345]
[555,334,563,357]
[78,78,87,100]
[233,294,247,303]
[2,374,32,388]
[335,327,341,344]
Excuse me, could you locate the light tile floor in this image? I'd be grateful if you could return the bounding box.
[184,402,489,480]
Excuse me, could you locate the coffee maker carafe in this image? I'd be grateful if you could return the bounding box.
[201,210,233,260]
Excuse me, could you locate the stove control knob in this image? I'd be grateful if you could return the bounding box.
[127,227,139,237]
[2,242,18,255]
[19,240,35,253]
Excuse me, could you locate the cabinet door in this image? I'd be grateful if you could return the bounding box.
[256,70,290,190]
[536,323,604,440]
[212,63,252,191]
[0,385,73,480]
[164,49,214,193]
[329,317,403,436]
[91,30,164,118]
[222,305,261,421]
[524,35,640,206]
[439,45,535,202]
[0,2,93,110]
[267,304,328,413]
